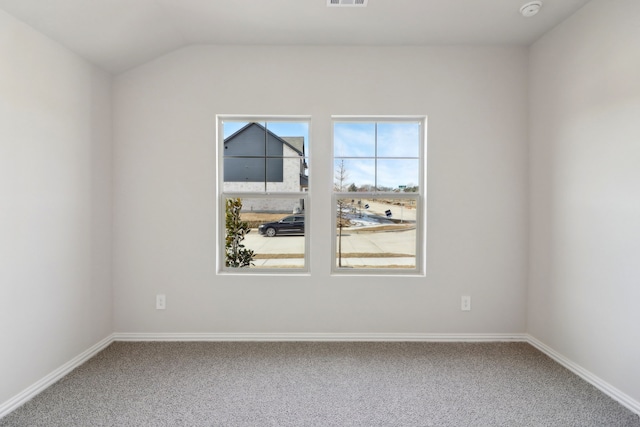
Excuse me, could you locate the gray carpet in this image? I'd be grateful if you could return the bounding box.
[1,342,638,426]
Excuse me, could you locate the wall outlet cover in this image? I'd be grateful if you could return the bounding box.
[156,294,166,310]
[461,296,471,311]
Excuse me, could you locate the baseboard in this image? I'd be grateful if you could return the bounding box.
[113,332,528,342]
[0,334,115,420]
[526,334,640,416]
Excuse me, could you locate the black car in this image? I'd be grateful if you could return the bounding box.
[258,215,304,237]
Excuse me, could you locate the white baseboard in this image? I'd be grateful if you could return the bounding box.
[113,332,528,342]
[526,334,640,416]
[0,334,114,420]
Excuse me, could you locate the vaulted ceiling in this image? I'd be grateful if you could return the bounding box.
[0,0,592,73]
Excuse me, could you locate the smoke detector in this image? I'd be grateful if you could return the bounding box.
[520,1,543,17]
[327,0,368,7]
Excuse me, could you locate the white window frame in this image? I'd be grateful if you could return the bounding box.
[216,115,311,274]
[331,115,426,276]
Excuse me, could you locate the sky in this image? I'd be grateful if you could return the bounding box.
[222,120,422,190]
[333,121,421,190]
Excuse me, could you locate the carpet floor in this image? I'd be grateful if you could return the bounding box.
[1,342,639,426]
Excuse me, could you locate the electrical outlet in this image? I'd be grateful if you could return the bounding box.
[461,295,471,311]
[156,294,166,310]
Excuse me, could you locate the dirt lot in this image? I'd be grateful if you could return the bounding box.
[241,212,288,228]
[241,212,285,222]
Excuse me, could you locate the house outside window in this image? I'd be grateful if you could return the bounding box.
[217,116,310,273]
[332,116,426,274]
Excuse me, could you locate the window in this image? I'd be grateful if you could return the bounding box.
[217,116,310,272]
[332,117,425,274]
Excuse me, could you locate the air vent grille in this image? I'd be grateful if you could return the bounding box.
[327,0,368,7]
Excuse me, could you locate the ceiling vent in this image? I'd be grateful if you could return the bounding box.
[327,0,368,7]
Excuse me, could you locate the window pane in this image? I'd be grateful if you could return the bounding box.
[266,122,309,159]
[224,157,264,183]
[334,122,375,157]
[334,159,375,192]
[223,121,308,193]
[223,122,266,157]
[225,197,305,269]
[335,197,417,269]
[376,122,420,158]
[223,121,252,139]
[376,159,419,191]
[264,158,308,193]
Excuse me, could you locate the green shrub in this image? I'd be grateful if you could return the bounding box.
[225,198,255,268]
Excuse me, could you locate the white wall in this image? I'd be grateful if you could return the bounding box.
[113,45,529,335]
[0,10,112,405]
[529,0,640,405]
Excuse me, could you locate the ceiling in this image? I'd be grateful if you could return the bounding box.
[0,0,591,74]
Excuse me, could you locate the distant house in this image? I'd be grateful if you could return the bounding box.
[223,122,307,212]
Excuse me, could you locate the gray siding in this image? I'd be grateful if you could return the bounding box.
[224,123,287,182]
[224,158,283,182]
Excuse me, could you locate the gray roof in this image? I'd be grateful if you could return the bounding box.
[225,123,304,156]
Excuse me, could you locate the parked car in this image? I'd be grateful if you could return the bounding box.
[258,215,304,237]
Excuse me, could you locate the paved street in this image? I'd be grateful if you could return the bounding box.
[243,227,416,268]
[240,199,418,268]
